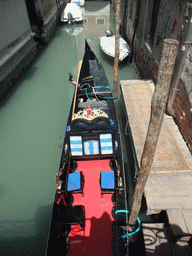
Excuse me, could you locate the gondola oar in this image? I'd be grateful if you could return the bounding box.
[69,60,82,120]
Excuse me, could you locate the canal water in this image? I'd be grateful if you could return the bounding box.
[0,2,144,255]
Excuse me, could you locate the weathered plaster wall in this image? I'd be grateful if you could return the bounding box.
[0,0,31,52]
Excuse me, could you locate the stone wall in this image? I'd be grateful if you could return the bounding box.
[0,32,37,100]
[0,0,37,100]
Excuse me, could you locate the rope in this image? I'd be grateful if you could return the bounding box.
[85,86,119,101]
[115,210,141,238]
[92,87,107,106]
[167,14,173,33]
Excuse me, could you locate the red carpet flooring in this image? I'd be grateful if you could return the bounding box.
[67,159,114,256]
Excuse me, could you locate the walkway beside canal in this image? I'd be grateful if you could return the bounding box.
[120,79,192,255]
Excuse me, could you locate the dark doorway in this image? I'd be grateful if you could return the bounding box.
[25,0,37,26]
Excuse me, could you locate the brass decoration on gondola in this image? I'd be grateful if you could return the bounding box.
[72,107,108,121]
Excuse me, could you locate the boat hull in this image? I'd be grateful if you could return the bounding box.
[61,3,83,23]
[46,41,129,255]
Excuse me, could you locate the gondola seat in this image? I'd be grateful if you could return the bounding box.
[65,205,84,229]
[66,171,83,194]
[100,170,115,194]
[70,116,111,132]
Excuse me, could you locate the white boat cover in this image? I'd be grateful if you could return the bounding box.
[100,35,131,61]
[61,3,83,22]
[71,0,85,6]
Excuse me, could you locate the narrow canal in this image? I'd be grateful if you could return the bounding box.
[0,2,146,255]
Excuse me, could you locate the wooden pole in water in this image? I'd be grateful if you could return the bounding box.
[128,39,179,233]
[113,0,121,98]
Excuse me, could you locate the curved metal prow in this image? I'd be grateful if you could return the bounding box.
[85,39,91,52]
[69,73,76,85]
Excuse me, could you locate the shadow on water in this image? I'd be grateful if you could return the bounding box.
[0,204,53,256]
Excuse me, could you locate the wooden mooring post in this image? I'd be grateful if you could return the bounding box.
[113,0,120,98]
[128,39,179,233]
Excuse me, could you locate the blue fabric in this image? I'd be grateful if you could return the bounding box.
[66,125,71,132]
[101,171,115,190]
[100,134,113,155]
[70,136,83,156]
[84,140,99,155]
[67,172,81,192]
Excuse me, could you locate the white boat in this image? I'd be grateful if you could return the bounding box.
[100,31,131,62]
[61,3,83,24]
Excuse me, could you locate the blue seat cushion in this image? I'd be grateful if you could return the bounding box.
[101,171,115,190]
[67,172,81,192]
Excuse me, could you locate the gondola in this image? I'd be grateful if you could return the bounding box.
[46,40,129,256]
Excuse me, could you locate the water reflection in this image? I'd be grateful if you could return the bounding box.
[0,205,52,256]
[64,25,83,37]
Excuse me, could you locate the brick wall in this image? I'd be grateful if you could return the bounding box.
[123,0,192,152]
[174,80,192,152]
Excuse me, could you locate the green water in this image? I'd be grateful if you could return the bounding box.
[0,2,138,255]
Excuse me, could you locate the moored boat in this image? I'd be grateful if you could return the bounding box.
[100,30,131,62]
[46,40,130,255]
[61,3,83,24]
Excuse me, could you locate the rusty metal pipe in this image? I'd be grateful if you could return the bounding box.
[167,3,192,116]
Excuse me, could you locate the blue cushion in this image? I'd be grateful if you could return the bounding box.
[67,172,81,192]
[101,171,115,190]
